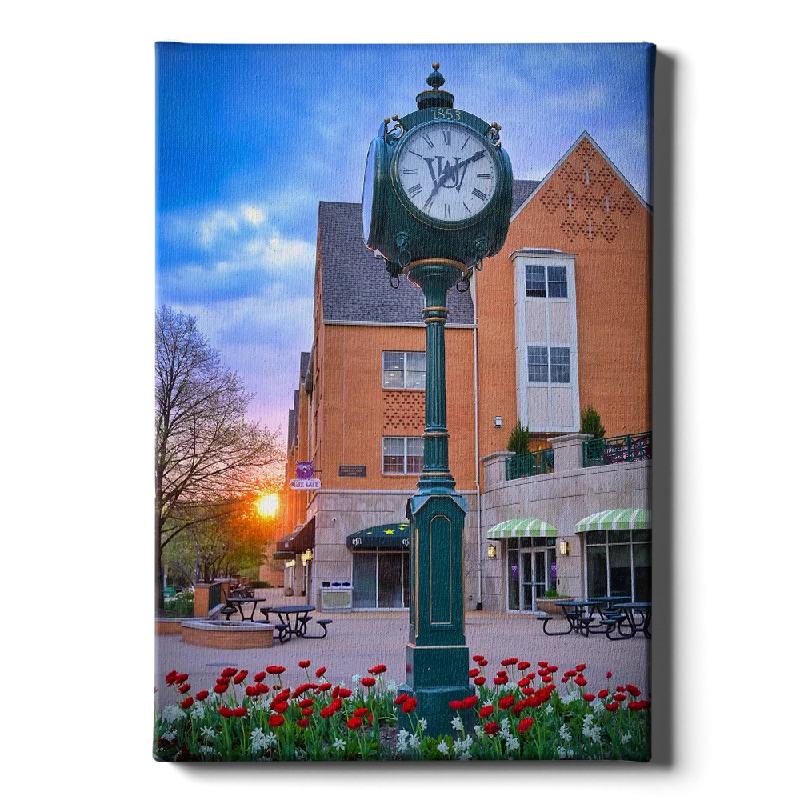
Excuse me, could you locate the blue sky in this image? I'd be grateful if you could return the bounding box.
[156,43,653,437]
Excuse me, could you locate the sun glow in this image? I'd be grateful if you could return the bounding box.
[255,493,279,517]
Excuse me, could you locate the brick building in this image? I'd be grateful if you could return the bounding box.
[271,132,652,612]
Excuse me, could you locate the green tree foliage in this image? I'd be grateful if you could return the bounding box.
[155,306,283,612]
[507,420,531,455]
[580,404,606,439]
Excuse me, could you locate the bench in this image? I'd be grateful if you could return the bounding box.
[220,604,239,620]
[299,618,333,639]
[538,613,572,636]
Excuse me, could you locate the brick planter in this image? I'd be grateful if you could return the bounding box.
[181,620,275,649]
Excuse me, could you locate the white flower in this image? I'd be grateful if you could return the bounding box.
[397,729,410,744]
[333,738,346,751]
[505,736,520,752]
[250,728,271,754]
[458,752,473,760]
[418,718,428,732]
[190,703,205,720]
[500,717,511,732]
[557,746,567,759]
[409,733,420,749]
[162,705,183,724]
[161,729,176,741]
[451,717,464,732]
[474,725,483,737]
[437,741,450,755]
[559,724,572,742]
[620,732,632,744]
[396,739,409,754]
[200,726,217,741]
[199,745,215,755]
[545,704,555,715]
[264,732,278,747]
[351,674,361,684]
[387,680,397,692]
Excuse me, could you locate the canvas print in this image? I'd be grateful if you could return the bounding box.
[155,42,655,762]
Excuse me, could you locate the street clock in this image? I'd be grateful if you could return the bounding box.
[362,64,513,279]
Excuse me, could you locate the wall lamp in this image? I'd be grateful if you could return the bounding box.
[559,539,569,556]
[487,543,498,559]
[494,416,503,428]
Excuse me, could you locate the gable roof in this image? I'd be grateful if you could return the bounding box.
[318,179,540,326]
[511,132,652,222]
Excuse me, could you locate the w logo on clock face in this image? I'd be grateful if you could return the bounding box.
[295,461,314,479]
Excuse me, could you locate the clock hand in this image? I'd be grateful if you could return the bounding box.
[421,159,457,210]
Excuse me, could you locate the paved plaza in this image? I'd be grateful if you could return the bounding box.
[155,591,649,709]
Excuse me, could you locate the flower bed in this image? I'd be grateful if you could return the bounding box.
[154,657,650,761]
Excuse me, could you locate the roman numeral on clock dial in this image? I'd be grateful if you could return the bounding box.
[472,188,488,202]
[408,183,422,197]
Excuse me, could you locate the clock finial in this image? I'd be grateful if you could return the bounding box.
[426,63,445,90]
[416,61,454,110]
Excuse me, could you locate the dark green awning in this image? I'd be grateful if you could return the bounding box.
[346,522,410,549]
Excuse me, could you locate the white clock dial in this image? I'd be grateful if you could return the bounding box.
[395,121,498,223]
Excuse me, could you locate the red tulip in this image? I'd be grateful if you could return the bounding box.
[246,685,258,697]
[298,660,311,668]
[598,690,609,699]
[213,684,227,694]
[461,695,479,708]
[479,659,488,667]
[606,701,619,712]
[541,675,552,683]
[301,707,314,716]
[361,677,376,687]
[315,666,327,678]
[468,668,480,678]
[575,675,587,687]
[626,684,642,697]
[175,673,189,685]
[354,707,370,718]
[479,705,494,719]
[338,688,352,699]
[298,698,314,709]
[606,671,613,679]
[233,707,247,718]
[268,714,284,727]
[180,697,193,709]
[518,717,534,734]
[537,661,548,667]
[297,718,310,728]
[253,671,266,683]
[613,693,627,702]
[401,698,417,713]
[178,684,191,694]
[233,670,247,685]
[219,706,234,718]
[450,700,463,711]
[498,695,515,710]
[575,663,586,672]
[195,690,209,701]
[346,717,363,730]
[220,668,237,679]
[483,722,500,736]
[518,662,531,671]
[394,693,408,706]
[472,655,484,662]
[474,676,486,686]
[583,693,595,702]
[369,664,387,675]
[501,658,518,667]
[273,701,289,713]
[317,682,332,692]
[266,666,286,675]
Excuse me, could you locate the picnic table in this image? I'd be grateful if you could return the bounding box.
[610,601,651,639]
[258,605,334,642]
[542,597,631,636]
[222,597,265,621]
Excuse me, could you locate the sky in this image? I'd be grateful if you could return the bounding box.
[156,43,653,440]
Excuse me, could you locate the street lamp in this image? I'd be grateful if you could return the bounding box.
[362,64,513,736]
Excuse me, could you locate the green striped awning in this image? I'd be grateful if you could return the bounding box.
[574,508,650,532]
[486,518,557,539]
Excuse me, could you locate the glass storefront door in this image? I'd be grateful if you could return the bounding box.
[585,529,652,601]
[352,550,409,609]
[506,537,556,611]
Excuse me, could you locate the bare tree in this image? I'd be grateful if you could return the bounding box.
[155,306,282,613]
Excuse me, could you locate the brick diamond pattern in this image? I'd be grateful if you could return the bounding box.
[539,138,637,243]
[384,391,425,433]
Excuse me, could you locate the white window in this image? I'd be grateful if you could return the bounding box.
[525,265,568,299]
[527,346,571,384]
[382,436,424,474]
[382,351,426,389]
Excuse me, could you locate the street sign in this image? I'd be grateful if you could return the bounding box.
[289,478,321,490]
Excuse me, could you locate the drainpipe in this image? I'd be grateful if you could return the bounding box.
[472,270,483,611]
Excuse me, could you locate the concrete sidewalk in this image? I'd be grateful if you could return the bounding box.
[155,607,649,709]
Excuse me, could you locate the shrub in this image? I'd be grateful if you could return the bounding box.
[580,405,606,439]
[507,421,531,455]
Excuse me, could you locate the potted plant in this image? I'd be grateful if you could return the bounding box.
[535,586,573,616]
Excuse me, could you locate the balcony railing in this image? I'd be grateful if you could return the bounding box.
[505,449,554,480]
[582,431,652,467]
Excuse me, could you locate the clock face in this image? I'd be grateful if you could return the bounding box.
[395,121,498,224]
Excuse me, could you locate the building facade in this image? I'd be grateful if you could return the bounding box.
[274,132,652,613]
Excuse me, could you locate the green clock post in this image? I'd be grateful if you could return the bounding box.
[362,64,513,737]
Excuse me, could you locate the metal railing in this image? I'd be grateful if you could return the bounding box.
[505,449,554,480]
[209,581,222,611]
[582,431,652,467]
